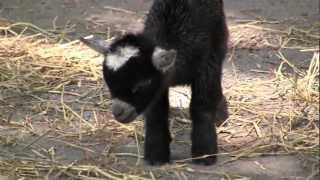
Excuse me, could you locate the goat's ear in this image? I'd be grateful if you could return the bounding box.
[80,35,111,54]
[152,47,177,73]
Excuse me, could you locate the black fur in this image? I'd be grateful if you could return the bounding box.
[90,0,228,165]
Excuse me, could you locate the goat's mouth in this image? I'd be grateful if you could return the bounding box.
[113,110,139,124]
[111,99,139,123]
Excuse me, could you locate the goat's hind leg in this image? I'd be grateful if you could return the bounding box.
[190,62,223,165]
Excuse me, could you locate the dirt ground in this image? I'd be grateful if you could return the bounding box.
[0,0,319,179]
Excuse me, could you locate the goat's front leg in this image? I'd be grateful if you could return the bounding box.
[144,89,171,165]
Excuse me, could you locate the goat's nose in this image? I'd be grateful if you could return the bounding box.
[112,103,124,117]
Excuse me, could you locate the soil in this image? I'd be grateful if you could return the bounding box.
[0,0,319,179]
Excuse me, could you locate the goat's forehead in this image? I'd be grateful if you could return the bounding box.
[105,45,139,71]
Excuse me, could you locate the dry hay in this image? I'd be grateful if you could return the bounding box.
[229,20,320,50]
[0,19,318,179]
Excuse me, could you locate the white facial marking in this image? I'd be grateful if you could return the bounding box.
[105,46,139,71]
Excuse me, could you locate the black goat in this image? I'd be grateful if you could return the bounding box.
[81,0,229,165]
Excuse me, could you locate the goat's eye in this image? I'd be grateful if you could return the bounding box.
[132,79,152,93]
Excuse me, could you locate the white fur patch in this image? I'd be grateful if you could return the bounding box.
[105,46,139,71]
